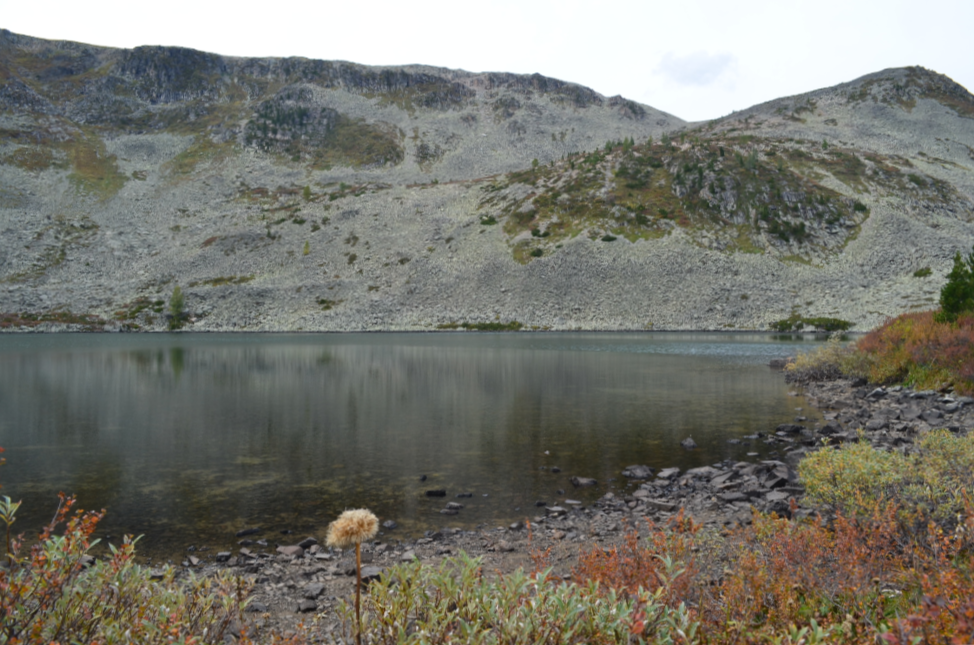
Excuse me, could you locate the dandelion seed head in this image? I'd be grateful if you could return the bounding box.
[326,508,379,549]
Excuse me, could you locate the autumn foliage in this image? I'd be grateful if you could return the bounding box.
[571,499,974,644]
[853,310,974,394]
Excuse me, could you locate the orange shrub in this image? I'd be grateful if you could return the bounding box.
[572,512,702,607]
[855,310,974,394]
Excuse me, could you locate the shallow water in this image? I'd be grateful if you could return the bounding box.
[0,332,822,558]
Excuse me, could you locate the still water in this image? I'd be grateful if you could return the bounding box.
[0,332,821,558]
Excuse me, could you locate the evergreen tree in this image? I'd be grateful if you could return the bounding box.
[168,285,185,330]
[936,247,974,322]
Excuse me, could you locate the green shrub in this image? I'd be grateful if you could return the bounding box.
[800,430,974,534]
[437,321,524,331]
[913,266,932,278]
[771,315,851,333]
[341,552,698,645]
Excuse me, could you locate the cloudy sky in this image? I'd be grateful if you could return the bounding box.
[3,0,972,122]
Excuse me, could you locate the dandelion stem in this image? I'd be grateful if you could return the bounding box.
[355,541,362,645]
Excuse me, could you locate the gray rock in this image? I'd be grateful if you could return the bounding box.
[775,424,805,434]
[680,437,698,450]
[570,476,597,487]
[304,582,326,599]
[622,465,654,479]
[246,601,269,613]
[657,467,680,480]
[297,537,318,549]
[718,492,748,502]
[922,409,944,423]
[235,527,261,538]
[865,418,889,431]
[445,502,464,510]
[360,566,384,583]
[546,506,567,517]
[382,520,398,530]
[277,545,304,558]
[215,551,231,563]
[647,499,678,512]
[296,599,317,613]
[819,422,842,435]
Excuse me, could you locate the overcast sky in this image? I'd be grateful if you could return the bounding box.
[3,0,972,122]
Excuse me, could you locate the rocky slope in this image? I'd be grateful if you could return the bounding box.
[1,30,973,331]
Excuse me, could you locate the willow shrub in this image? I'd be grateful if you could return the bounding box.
[0,492,287,645]
[800,430,974,537]
[340,551,698,645]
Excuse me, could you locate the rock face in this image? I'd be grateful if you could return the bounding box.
[1,31,973,333]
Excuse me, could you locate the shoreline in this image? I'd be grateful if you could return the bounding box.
[167,374,973,637]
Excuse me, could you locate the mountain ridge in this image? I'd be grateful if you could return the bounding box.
[1,30,972,332]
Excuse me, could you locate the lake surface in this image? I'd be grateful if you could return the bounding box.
[0,332,822,559]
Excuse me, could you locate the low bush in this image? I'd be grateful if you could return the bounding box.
[771,315,852,332]
[0,493,264,644]
[784,335,855,384]
[800,430,974,537]
[345,552,697,644]
[854,310,974,394]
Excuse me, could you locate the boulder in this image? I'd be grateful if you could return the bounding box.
[570,476,597,487]
[680,437,698,449]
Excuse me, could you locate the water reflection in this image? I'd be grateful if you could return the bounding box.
[0,333,821,557]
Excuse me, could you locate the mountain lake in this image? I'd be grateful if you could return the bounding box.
[0,332,825,559]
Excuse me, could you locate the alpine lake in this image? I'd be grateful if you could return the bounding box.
[0,332,826,561]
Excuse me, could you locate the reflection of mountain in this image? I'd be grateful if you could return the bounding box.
[0,334,814,553]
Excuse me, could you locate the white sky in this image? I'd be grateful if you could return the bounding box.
[3,0,973,122]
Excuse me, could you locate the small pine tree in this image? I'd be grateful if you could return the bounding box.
[168,285,185,330]
[936,247,974,323]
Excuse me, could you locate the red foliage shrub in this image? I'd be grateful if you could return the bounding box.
[856,310,974,394]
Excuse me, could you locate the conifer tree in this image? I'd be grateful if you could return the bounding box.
[936,246,974,322]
